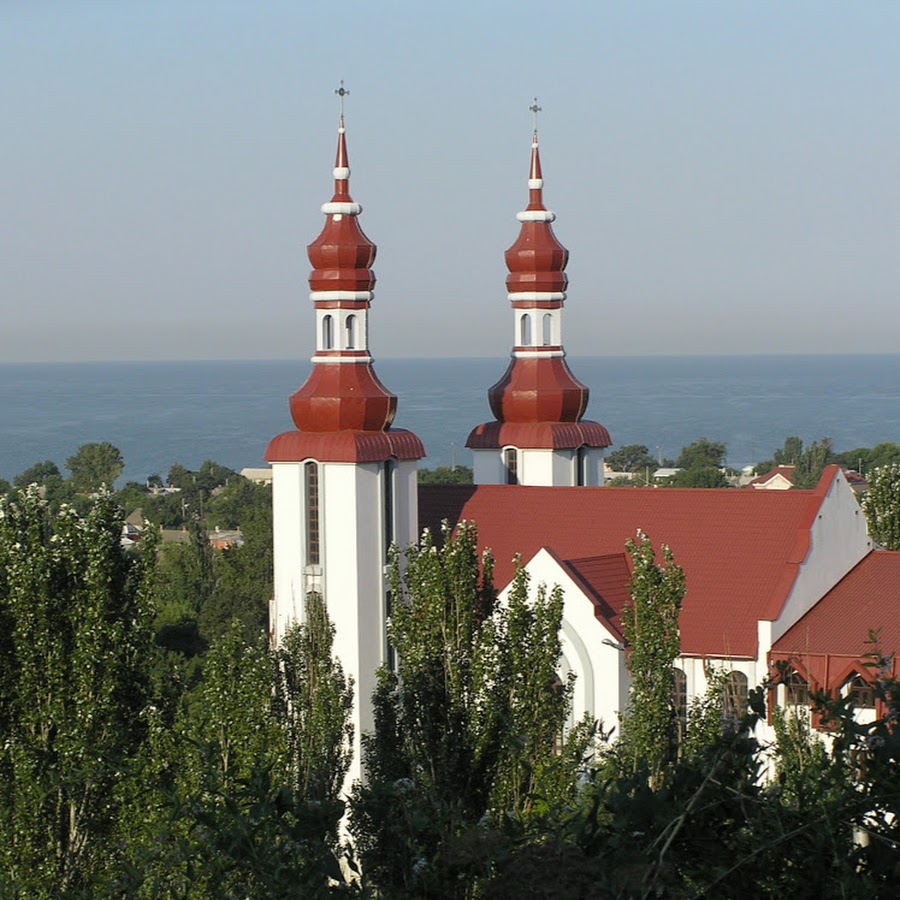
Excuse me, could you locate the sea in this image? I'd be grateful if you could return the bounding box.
[1,354,899,486]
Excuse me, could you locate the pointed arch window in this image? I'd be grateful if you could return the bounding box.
[576,445,588,486]
[304,461,320,567]
[345,314,357,350]
[845,673,875,709]
[723,671,748,727]
[519,313,532,346]
[504,447,519,485]
[542,313,553,346]
[322,315,334,350]
[783,669,809,706]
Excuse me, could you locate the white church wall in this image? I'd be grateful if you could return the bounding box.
[271,462,305,641]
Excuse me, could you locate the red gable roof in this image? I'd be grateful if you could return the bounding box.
[747,466,796,487]
[419,468,840,659]
[772,551,900,658]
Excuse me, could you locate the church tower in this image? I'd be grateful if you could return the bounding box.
[266,95,424,782]
[467,108,611,486]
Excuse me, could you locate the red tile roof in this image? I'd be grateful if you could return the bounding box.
[772,551,900,658]
[419,468,838,659]
[747,466,796,487]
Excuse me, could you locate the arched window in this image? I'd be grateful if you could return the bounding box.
[322,315,334,350]
[845,673,875,709]
[723,671,748,727]
[345,314,357,349]
[519,313,532,346]
[383,458,397,558]
[783,669,808,706]
[576,445,588,486]
[304,461,320,567]
[542,313,553,346]
[673,667,688,746]
[504,447,519,485]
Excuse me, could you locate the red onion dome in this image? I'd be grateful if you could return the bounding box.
[488,357,589,423]
[289,364,397,432]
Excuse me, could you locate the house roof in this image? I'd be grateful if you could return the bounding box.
[747,466,796,487]
[772,550,900,658]
[419,467,840,659]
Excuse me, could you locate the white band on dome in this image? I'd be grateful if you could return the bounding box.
[516,209,556,222]
[310,290,373,302]
[333,167,350,180]
[311,354,373,364]
[528,178,543,189]
[508,291,566,302]
[321,201,361,215]
[513,348,565,359]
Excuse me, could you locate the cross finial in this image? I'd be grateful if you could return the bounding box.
[529,97,542,132]
[335,80,350,118]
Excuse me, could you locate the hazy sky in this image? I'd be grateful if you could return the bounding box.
[3,1,899,362]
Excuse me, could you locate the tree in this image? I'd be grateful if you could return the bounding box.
[605,444,658,473]
[66,441,124,492]
[351,524,593,897]
[0,488,156,895]
[666,466,728,488]
[793,437,833,489]
[616,530,686,784]
[13,459,60,488]
[675,437,726,470]
[863,464,900,550]
[417,465,474,485]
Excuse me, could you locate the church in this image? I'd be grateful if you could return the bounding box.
[265,108,900,784]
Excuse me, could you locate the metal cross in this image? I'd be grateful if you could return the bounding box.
[335,80,350,117]
[529,97,542,131]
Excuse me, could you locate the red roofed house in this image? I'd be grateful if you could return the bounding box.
[748,465,796,490]
[266,103,882,783]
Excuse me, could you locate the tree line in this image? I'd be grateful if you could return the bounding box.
[1,478,899,896]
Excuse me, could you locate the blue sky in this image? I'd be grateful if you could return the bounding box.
[2,1,899,362]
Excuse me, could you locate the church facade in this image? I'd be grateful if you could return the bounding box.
[267,109,888,785]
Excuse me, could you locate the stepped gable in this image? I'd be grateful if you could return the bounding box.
[419,468,847,659]
[266,113,424,464]
[467,124,611,451]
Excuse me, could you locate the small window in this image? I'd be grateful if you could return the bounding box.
[783,669,808,706]
[846,674,875,709]
[542,313,552,346]
[383,458,396,558]
[305,461,320,567]
[576,445,588,486]
[504,447,518,485]
[723,671,748,727]
[322,314,334,350]
[345,314,357,349]
[519,313,532,346]
[673,667,687,745]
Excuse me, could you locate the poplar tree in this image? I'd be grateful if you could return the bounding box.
[0,488,156,895]
[352,523,593,897]
[863,463,900,550]
[617,529,686,783]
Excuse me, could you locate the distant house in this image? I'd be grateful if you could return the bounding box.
[748,465,796,490]
[241,467,273,485]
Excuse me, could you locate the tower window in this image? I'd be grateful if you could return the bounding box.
[576,445,588,486]
[345,314,357,349]
[304,461,320,567]
[504,447,518,485]
[519,313,532,346]
[542,312,552,346]
[383,458,397,559]
[322,315,334,350]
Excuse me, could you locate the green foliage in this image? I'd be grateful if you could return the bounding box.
[605,443,658,473]
[13,458,60,487]
[792,437,833,489]
[666,465,729,488]
[351,523,594,897]
[0,478,9,497]
[617,531,685,783]
[0,488,157,895]
[863,463,900,549]
[65,441,124,492]
[417,465,474,484]
[675,437,726,470]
